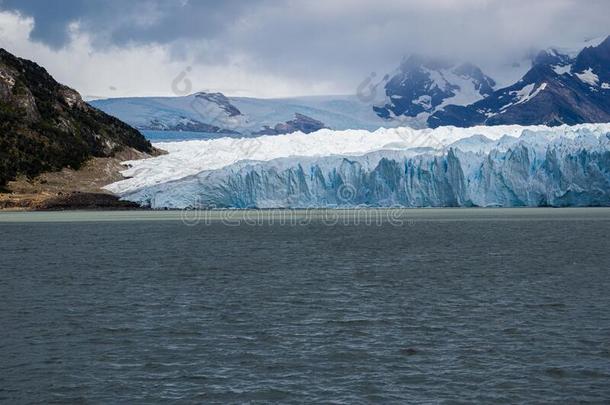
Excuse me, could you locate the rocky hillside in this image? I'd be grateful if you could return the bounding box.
[252,113,326,135]
[0,48,152,187]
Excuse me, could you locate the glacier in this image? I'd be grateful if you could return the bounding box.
[90,93,405,135]
[105,124,610,209]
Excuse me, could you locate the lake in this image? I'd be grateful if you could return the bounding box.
[142,130,242,142]
[1,208,609,402]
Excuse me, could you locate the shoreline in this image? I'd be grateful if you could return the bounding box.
[0,147,163,211]
[3,204,610,212]
[0,191,146,211]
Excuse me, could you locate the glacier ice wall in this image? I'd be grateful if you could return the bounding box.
[106,124,610,208]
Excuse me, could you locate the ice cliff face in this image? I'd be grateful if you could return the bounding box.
[106,124,610,209]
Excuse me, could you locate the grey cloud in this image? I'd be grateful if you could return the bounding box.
[1,0,608,95]
[0,0,264,48]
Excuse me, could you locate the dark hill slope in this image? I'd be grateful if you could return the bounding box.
[0,48,152,186]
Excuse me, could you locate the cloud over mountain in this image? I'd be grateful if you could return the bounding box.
[1,0,608,98]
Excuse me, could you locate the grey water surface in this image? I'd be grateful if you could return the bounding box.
[1,208,609,403]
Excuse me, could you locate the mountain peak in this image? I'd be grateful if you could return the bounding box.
[399,54,453,72]
[193,91,242,117]
[588,35,610,49]
[532,49,571,67]
[374,56,496,120]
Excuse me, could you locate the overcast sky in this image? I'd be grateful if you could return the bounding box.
[0,0,608,99]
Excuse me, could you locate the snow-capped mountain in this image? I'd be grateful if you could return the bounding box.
[106,124,610,209]
[91,35,610,136]
[90,92,247,134]
[90,93,397,136]
[428,36,610,127]
[373,56,496,122]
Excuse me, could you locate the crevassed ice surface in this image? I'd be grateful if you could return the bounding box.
[106,124,610,208]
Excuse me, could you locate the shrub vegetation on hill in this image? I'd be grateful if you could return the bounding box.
[0,48,152,187]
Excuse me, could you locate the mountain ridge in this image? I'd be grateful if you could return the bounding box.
[427,36,610,127]
[88,35,610,136]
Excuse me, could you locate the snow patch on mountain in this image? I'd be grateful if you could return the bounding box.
[575,68,600,86]
[435,68,490,108]
[552,64,572,75]
[506,82,547,109]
